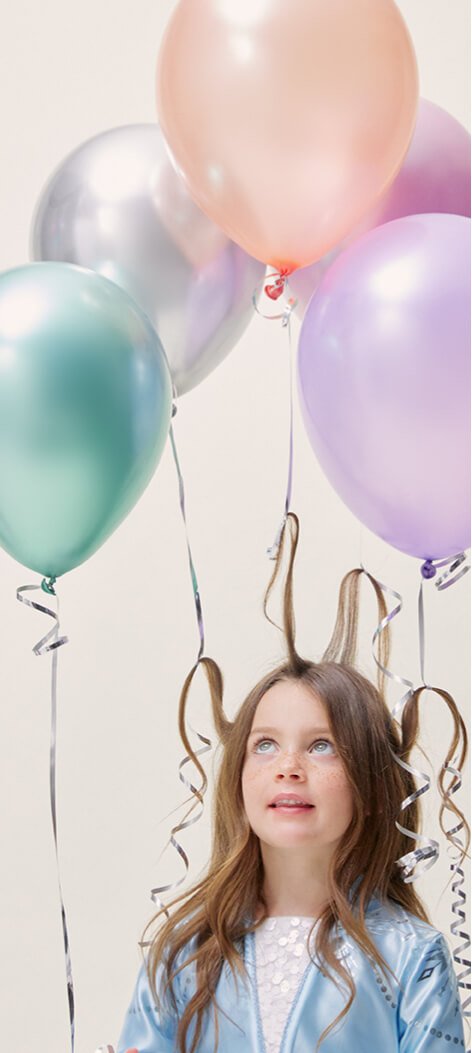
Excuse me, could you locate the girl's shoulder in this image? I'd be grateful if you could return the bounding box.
[365,896,445,941]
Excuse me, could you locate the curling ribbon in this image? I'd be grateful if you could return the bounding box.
[169,412,205,660]
[418,551,470,687]
[17,579,73,1051]
[147,408,212,920]
[253,272,297,559]
[419,555,471,1017]
[359,567,439,881]
[364,557,471,1018]
[419,551,470,592]
[444,758,471,1018]
[148,728,211,920]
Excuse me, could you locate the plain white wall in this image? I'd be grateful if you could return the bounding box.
[0,2,469,1050]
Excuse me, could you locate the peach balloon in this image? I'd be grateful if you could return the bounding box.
[157,0,419,274]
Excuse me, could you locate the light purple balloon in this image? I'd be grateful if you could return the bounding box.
[291,100,471,315]
[298,213,471,561]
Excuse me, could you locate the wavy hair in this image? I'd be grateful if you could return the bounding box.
[142,513,469,1052]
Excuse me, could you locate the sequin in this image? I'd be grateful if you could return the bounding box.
[255,917,317,1053]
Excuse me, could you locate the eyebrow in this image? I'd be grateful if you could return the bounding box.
[248,726,332,738]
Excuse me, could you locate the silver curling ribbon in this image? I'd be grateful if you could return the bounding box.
[253,272,297,560]
[417,552,470,593]
[169,410,205,661]
[148,726,212,923]
[147,408,212,920]
[443,759,471,1018]
[17,578,74,1050]
[361,568,439,882]
[419,556,471,1017]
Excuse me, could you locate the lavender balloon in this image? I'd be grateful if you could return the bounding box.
[298,213,470,560]
[291,100,471,314]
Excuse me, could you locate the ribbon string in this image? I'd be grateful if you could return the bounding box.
[147,412,212,918]
[148,728,212,920]
[419,560,471,1016]
[360,569,439,881]
[420,551,470,593]
[169,416,205,658]
[364,560,471,1018]
[443,760,471,1017]
[17,579,73,1052]
[252,271,297,560]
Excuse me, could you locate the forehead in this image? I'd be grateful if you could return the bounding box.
[249,680,329,731]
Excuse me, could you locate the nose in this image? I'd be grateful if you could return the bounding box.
[275,751,306,781]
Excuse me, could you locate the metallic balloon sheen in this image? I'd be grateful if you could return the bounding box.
[156,0,418,273]
[290,98,471,314]
[31,124,264,396]
[0,263,172,577]
[298,214,471,560]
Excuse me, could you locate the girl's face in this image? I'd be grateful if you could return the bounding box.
[241,679,354,854]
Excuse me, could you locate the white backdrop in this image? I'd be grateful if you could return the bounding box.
[0,2,469,1051]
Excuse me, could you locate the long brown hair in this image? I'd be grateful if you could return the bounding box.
[142,513,469,1052]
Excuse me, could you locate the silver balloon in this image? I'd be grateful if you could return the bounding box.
[31,124,264,396]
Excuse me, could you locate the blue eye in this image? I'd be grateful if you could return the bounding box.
[254,739,275,754]
[310,740,335,756]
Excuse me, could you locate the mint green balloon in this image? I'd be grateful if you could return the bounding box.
[0,263,172,577]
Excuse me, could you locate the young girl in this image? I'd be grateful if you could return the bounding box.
[116,516,468,1052]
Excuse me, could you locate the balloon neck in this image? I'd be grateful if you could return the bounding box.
[420,560,436,580]
[41,576,57,595]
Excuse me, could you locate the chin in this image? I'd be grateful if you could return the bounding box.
[262,831,321,850]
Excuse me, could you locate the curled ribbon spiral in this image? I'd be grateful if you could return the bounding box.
[144,409,214,925]
[17,579,73,1051]
[361,569,439,881]
[419,552,470,592]
[420,554,471,1016]
[148,725,212,921]
[364,559,471,1020]
[443,759,471,1017]
[252,272,297,560]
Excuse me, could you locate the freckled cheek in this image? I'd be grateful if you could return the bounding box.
[241,754,279,784]
[242,766,266,783]
[314,767,353,807]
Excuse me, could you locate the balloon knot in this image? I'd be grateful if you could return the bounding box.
[420,560,436,580]
[41,576,57,595]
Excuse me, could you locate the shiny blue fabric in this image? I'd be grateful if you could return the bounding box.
[117,898,465,1052]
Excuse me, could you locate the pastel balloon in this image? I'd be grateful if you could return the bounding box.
[157,0,418,273]
[298,214,470,561]
[31,124,264,396]
[291,99,471,313]
[0,263,172,577]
